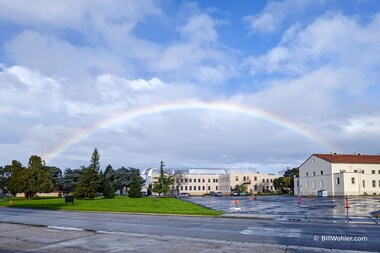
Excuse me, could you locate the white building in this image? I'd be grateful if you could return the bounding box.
[141,167,279,196]
[295,153,380,196]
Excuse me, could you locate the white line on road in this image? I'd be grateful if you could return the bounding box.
[47,225,85,231]
[241,227,301,238]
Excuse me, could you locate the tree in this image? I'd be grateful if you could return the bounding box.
[274,167,299,194]
[110,167,135,194]
[102,179,115,199]
[128,170,144,198]
[0,165,12,194]
[74,148,101,199]
[22,155,54,199]
[152,161,174,197]
[238,184,248,194]
[6,160,24,196]
[58,167,84,193]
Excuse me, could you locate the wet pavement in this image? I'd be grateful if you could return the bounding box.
[186,195,380,223]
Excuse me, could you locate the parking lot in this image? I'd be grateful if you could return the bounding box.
[186,195,380,218]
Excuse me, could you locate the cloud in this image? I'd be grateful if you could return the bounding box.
[244,0,316,34]
[247,12,380,76]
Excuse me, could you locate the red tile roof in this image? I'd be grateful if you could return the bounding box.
[314,154,380,164]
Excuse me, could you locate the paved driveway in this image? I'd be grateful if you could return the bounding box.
[186,195,380,218]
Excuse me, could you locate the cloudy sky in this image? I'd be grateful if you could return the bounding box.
[1,0,380,173]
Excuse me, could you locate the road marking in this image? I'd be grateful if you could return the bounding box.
[47,225,84,231]
[241,227,301,238]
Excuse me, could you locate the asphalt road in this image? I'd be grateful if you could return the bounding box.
[0,207,379,252]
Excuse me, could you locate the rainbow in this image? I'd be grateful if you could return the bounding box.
[43,100,338,162]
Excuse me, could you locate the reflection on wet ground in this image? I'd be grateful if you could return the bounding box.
[187,195,380,217]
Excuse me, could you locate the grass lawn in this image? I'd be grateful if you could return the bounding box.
[0,196,222,216]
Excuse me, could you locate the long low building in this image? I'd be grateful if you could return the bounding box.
[294,153,380,196]
[141,167,279,196]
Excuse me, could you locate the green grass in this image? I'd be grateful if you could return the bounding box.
[0,196,222,216]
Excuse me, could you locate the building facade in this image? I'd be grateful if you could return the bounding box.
[295,153,380,196]
[142,168,279,196]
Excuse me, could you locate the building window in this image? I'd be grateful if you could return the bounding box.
[254,176,257,181]
[320,170,323,175]
[262,179,265,182]
[372,180,376,187]
[181,179,183,183]
[363,180,365,188]
[243,176,246,181]
[354,170,358,173]
[351,177,355,184]
[336,178,340,185]
[378,170,380,174]
[202,186,205,190]
[189,179,192,183]
[185,186,188,190]
[362,170,365,174]
[254,185,258,190]
[216,179,218,183]
[270,179,273,182]
[208,179,210,183]
[306,172,309,176]
[216,186,218,190]
[270,186,273,190]
[208,186,210,190]
[189,186,192,191]
[197,179,200,183]
[185,179,188,183]
[198,186,201,190]
[181,186,183,190]
[266,179,269,182]
[372,170,375,174]
[202,179,205,183]
[313,171,315,176]
[235,176,239,181]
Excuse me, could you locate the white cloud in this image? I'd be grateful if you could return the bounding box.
[181,14,218,44]
[247,12,380,76]
[244,0,316,34]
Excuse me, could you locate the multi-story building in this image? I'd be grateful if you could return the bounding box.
[294,153,380,196]
[142,167,279,196]
[219,170,278,194]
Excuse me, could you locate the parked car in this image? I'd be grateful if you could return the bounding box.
[231,191,239,196]
[209,191,216,196]
[216,192,223,197]
[178,193,191,198]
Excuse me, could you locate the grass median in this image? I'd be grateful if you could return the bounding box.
[0,196,222,216]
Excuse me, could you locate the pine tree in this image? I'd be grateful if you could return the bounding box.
[103,179,115,199]
[152,161,173,197]
[74,148,101,199]
[128,172,144,198]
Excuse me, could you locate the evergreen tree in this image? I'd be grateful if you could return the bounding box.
[74,148,101,199]
[6,160,24,196]
[103,179,115,199]
[152,161,173,197]
[128,171,144,198]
